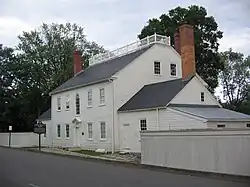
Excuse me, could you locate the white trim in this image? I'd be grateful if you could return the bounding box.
[167,107,207,122]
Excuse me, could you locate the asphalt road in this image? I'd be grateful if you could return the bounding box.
[0,147,249,187]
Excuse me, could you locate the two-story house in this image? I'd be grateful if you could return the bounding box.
[38,24,250,152]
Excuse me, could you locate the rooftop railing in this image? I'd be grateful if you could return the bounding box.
[89,34,171,66]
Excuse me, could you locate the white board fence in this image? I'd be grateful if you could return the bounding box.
[141,129,250,176]
[0,132,44,148]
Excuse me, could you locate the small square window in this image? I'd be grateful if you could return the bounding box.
[246,124,250,128]
[154,61,161,75]
[217,124,226,128]
[100,88,105,104]
[170,64,176,76]
[88,90,92,107]
[201,92,205,102]
[57,97,61,111]
[140,119,147,131]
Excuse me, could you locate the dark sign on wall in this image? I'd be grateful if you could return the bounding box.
[34,121,46,134]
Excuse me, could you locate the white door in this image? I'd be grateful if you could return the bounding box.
[123,124,131,150]
[74,125,81,147]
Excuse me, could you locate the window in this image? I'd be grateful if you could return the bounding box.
[154,61,161,75]
[65,124,70,138]
[100,88,105,104]
[170,63,176,76]
[217,124,226,128]
[65,98,70,110]
[88,123,93,139]
[100,122,106,139]
[75,94,80,115]
[201,92,205,102]
[57,124,61,138]
[57,97,61,111]
[88,90,92,107]
[246,124,250,128]
[140,119,147,131]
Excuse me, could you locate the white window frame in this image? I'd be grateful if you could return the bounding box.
[170,63,177,76]
[65,124,70,139]
[57,124,61,139]
[154,61,161,75]
[100,122,106,140]
[88,123,93,140]
[65,98,70,111]
[57,97,62,111]
[88,90,92,107]
[201,92,205,102]
[140,119,147,131]
[75,93,80,115]
[99,88,105,105]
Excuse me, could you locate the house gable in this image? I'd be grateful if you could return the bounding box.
[169,76,221,106]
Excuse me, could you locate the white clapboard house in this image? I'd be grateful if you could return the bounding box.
[38,24,250,152]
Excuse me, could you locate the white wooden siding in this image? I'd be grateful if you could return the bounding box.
[158,108,207,130]
[170,76,220,106]
[51,81,113,150]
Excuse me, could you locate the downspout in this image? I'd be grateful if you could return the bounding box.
[156,108,160,130]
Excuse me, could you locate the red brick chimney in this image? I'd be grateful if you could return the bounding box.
[174,31,181,54]
[73,50,83,75]
[179,24,196,80]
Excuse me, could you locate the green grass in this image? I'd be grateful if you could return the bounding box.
[72,149,110,156]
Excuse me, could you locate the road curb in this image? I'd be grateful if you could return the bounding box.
[1,146,250,184]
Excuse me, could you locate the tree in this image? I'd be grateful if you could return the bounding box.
[220,49,250,113]
[0,23,105,132]
[138,5,224,91]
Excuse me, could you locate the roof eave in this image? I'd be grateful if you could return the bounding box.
[50,78,110,95]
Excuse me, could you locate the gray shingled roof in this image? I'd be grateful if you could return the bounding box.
[170,106,250,122]
[51,46,152,94]
[118,77,192,112]
[37,108,51,121]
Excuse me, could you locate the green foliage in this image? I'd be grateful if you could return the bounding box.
[138,5,224,91]
[0,23,104,131]
[220,49,250,114]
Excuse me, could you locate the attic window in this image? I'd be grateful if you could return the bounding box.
[154,61,161,75]
[170,63,176,76]
[217,124,226,128]
[200,92,205,102]
[246,124,250,128]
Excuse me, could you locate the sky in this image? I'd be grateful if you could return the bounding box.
[0,0,249,55]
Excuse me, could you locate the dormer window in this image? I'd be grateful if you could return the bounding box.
[154,61,161,75]
[170,63,176,76]
[75,93,80,115]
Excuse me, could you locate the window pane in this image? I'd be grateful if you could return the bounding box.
[57,125,61,138]
[88,90,92,106]
[76,94,80,115]
[170,64,176,76]
[66,124,70,138]
[201,92,205,102]
[100,88,105,104]
[154,61,161,74]
[57,97,61,110]
[100,122,106,139]
[140,119,147,131]
[88,123,93,139]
